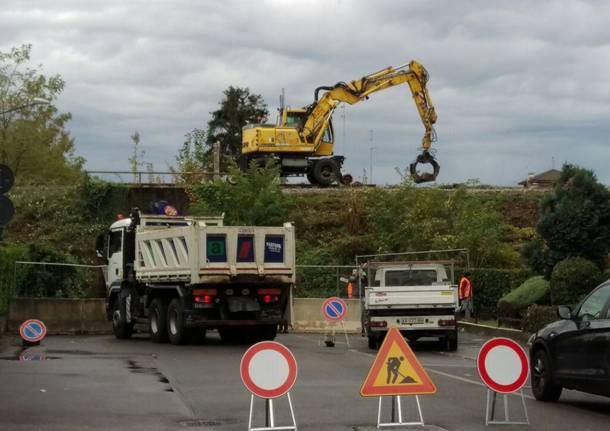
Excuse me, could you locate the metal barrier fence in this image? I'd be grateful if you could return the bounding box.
[12,261,106,299]
[86,170,219,185]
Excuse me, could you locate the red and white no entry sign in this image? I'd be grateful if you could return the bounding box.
[240,341,298,399]
[477,337,529,394]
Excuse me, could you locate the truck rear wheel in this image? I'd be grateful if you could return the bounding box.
[149,298,168,343]
[167,298,187,345]
[112,293,134,340]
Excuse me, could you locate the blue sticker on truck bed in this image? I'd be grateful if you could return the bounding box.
[264,235,284,263]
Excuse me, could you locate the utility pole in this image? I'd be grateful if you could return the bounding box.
[369,130,376,185]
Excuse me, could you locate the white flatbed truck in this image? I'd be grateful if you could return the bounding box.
[96,211,295,344]
[362,262,459,350]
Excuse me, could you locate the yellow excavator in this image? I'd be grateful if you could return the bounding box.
[240,60,439,186]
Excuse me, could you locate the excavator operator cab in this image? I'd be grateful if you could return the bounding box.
[280,108,334,145]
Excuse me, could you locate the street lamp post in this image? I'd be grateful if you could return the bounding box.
[0,97,50,115]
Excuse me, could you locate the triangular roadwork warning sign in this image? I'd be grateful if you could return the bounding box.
[360,327,436,397]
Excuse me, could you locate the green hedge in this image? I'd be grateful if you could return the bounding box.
[550,257,602,305]
[458,268,531,318]
[497,276,550,319]
[0,245,27,314]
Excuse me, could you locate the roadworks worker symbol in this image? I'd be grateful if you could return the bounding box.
[360,327,436,396]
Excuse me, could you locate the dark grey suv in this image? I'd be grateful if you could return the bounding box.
[528,280,610,401]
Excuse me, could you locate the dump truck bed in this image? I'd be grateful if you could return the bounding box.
[133,216,295,285]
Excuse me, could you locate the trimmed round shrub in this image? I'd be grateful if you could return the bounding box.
[550,257,602,305]
[497,276,550,318]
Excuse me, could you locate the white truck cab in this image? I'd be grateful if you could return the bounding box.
[363,262,459,350]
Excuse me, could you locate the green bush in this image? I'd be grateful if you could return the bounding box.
[497,276,550,319]
[14,244,89,299]
[458,268,531,318]
[550,257,602,305]
[0,245,28,314]
[190,161,292,226]
[523,304,558,333]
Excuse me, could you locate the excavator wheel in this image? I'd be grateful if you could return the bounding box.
[311,159,340,187]
[340,174,353,185]
[409,151,440,184]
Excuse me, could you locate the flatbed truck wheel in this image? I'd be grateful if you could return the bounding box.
[112,293,134,340]
[149,298,168,343]
[167,298,187,345]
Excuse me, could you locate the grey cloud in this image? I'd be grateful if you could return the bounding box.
[1,0,608,185]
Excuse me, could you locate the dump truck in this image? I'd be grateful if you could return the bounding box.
[96,210,295,344]
[362,262,459,351]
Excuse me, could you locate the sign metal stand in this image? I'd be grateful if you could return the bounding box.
[320,297,350,348]
[248,394,297,431]
[241,342,299,431]
[477,338,530,427]
[377,395,424,429]
[485,389,529,426]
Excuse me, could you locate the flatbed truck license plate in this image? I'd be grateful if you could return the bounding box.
[400,317,424,325]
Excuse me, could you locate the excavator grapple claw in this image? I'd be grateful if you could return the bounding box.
[409,151,440,184]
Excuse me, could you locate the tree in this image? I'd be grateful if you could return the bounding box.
[172,128,208,185]
[537,164,610,271]
[206,86,268,163]
[128,131,145,182]
[0,44,83,184]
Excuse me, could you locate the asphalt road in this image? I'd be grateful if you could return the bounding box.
[0,330,609,431]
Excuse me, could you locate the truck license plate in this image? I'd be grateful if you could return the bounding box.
[400,317,424,325]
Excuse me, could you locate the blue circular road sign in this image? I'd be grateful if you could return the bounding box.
[322,297,348,322]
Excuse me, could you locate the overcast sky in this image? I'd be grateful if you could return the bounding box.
[1,0,609,185]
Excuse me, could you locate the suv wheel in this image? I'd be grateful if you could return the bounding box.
[531,348,562,401]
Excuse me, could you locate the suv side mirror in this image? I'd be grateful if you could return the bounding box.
[557,305,572,320]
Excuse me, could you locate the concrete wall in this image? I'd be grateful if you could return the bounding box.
[5,297,361,335]
[291,298,362,333]
[8,298,109,335]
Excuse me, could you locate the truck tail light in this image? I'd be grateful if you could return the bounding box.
[193,289,217,304]
[370,321,387,328]
[258,288,281,304]
[438,319,455,327]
